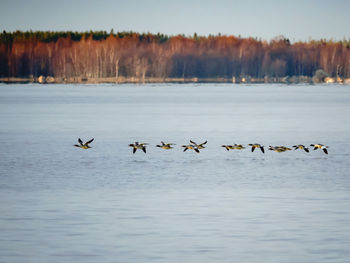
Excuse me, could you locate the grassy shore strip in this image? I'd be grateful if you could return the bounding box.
[0,76,349,84]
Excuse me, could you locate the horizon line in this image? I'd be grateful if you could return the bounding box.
[2,29,350,43]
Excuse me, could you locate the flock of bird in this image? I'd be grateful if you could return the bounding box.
[74,138,329,154]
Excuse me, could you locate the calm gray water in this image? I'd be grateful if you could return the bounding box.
[0,83,350,263]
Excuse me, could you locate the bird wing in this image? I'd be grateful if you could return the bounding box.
[323,148,328,154]
[133,147,137,154]
[142,146,147,153]
[85,138,94,145]
[78,138,84,146]
[260,147,265,153]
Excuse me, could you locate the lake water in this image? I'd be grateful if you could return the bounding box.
[1,83,350,262]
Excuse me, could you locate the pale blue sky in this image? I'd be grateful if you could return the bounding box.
[0,0,349,41]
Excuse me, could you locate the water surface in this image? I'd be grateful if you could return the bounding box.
[1,83,350,262]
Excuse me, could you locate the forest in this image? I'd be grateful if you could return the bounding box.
[0,30,349,81]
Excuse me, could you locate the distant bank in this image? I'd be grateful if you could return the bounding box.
[1,31,350,83]
[1,75,349,85]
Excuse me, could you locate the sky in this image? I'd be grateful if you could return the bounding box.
[0,0,349,42]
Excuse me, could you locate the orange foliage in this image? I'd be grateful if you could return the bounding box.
[1,32,350,78]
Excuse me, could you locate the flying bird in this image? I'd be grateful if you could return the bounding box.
[156,141,176,149]
[293,145,309,152]
[190,140,207,149]
[222,144,245,151]
[129,142,148,154]
[269,146,292,152]
[248,143,265,153]
[182,144,200,153]
[222,145,234,151]
[310,144,329,154]
[74,138,94,149]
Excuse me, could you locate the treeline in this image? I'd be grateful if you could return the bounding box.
[1,30,350,79]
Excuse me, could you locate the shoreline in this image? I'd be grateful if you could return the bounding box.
[0,76,349,85]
